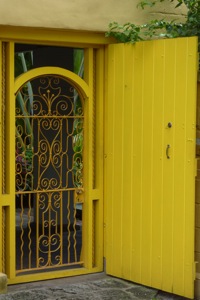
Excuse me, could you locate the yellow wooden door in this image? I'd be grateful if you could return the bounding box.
[104,37,197,299]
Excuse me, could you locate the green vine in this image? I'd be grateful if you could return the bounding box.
[106,0,200,49]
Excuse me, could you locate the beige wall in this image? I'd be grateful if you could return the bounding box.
[0,0,187,32]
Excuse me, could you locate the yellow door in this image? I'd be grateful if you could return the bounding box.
[104,37,197,299]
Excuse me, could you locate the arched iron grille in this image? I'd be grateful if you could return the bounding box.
[15,75,84,273]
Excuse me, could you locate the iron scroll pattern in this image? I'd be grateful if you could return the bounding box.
[16,75,84,192]
[15,76,84,271]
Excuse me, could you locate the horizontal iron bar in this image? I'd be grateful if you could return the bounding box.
[16,261,84,274]
[15,115,84,119]
[15,188,78,194]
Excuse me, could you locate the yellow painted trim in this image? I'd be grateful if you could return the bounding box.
[82,48,94,270]
[90,189,101,199]
[14,67,89,99]
[5,43,15,197]
[93,47,104,269]
[103,45,108,260]
[8,267,102,285]
[0,41,2,199]
[0,39,2,270]
[0,195,12,206]
[0,25,114,47]
[6,42,16,280]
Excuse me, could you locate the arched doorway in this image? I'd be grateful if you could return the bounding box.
[15,67,89,275]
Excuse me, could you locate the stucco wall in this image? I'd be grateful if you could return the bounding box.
[0,0,187,31]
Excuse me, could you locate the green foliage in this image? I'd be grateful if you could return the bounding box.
[15,52,34,191]
[15,52,33,77]
[74,49,84,77]
[73,49,84,187]
[138,0,165,9]
[106,0,200,48]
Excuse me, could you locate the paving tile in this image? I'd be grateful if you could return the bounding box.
[0,274,195,300]
[97,289,135,299]
[126,285,158,299]
[91,278,130,289]
[156,291,190,300]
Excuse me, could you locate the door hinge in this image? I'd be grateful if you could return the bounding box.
[196,158,199,177]
[194,261,198,280]
[74,188,84,204]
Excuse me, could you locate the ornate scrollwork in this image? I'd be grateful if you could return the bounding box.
[16,76,83,117]
[36,191,63,267]
[38,233,61,267]
[15,75,84,193]
[16,74,84,271]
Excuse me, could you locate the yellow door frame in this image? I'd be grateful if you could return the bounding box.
[0,26,106,284]
[0,25,198,299]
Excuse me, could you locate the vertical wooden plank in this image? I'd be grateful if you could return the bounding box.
[167,36,197,299]
[105,44,115,275]
[139,40,154,286]
[150,39,165,289]
[184,37,197,298]
[173,38,188,295]
[121,44,134,279]
[111,44,124,277]
[130,42,144,283]
[161,39,176,293]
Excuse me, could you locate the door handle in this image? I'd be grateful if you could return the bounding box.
[166,144,170,159]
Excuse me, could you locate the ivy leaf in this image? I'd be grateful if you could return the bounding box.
[106,0,200,51]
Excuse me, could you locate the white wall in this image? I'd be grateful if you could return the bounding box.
[0,0,187,31]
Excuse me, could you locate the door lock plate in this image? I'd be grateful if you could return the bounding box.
[74,188,84,204]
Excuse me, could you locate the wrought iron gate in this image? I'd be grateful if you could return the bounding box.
[15,68,87,274]
[0,39,103,285]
